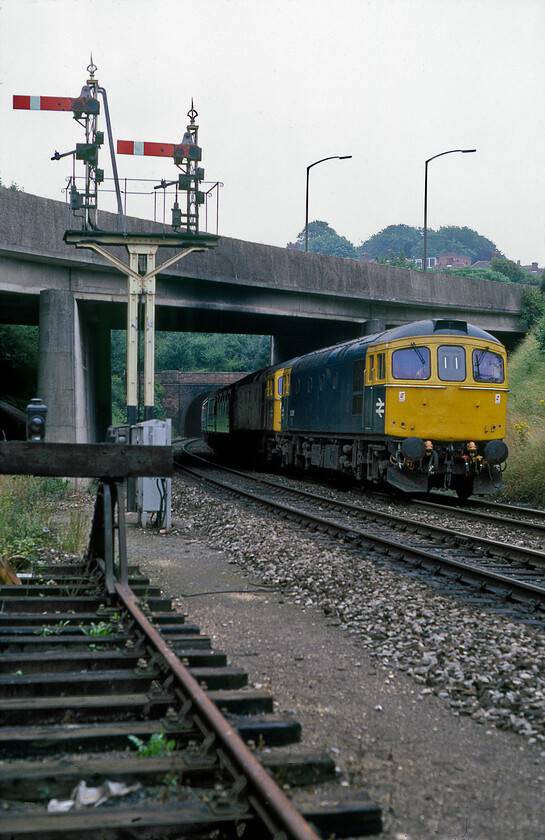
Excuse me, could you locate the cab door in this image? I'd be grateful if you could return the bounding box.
[266,369,288,432]
[363,352,386,433]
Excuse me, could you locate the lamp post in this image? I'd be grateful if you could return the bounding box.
[305,155,352,251]
[423,148,476,272]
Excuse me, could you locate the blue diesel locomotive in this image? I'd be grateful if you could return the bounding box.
[202,319,509,500]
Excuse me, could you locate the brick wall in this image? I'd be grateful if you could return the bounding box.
[155,371,245,437]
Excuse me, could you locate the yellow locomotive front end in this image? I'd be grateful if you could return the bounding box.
[382,326,508,499]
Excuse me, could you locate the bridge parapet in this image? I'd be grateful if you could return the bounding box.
[0,186,525,334]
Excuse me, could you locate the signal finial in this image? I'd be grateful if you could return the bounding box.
[87,56,97,81]
[187,99,198,126]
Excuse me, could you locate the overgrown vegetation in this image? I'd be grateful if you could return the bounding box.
[501,282,545,505]
[0,475,90,563]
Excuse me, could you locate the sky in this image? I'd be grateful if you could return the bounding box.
[0,0,544,265]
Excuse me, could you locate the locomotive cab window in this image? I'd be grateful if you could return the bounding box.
[438,345,466,381]
[284,371,291,395]
[392,345,431,380]
[473,349,504,383]
[367,355,375,383]
[377,352,386,380]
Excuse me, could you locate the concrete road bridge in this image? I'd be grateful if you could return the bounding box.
[0,187,525,442]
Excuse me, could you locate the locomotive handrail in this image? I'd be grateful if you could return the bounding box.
[458,386,509,391]
[384,383,447,388]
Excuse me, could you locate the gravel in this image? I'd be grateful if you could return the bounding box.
[171,477,545,747]
[127,473,545,839]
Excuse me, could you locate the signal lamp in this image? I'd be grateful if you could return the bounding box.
[26,398,47,441]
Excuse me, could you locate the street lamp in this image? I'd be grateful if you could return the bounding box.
[423,148,476,272]
[305,155,352,252]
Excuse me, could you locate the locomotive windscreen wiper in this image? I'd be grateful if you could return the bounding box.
[410,342,426,365]
[473,347,488,375]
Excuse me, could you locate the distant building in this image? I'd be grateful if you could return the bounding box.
[518,260,544,276]
[434,252,471,269]
[471,260,491,270]
[412,257,437,269]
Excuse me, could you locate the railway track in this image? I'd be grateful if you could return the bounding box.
[179,444,545,625]
[0,554,383,839]
[0,441,382,840]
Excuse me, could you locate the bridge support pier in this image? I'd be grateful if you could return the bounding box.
[38,290,111,443]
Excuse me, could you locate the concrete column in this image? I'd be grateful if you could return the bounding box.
[38,291,112,443]
[38,289,78,442]
[360,319,386,336]
[38,289,94,443]
[84,317,111,443]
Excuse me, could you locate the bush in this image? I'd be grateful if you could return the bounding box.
[501,432,545,504]
[520,288,545,330]
[501,333,545,505]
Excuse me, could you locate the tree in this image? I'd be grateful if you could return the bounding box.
[0,175,23,191]
[490,257,527,284]
[288,221,359,259]
[358,224,499,264]
[0,325,38,410]
[429,226,498,262]
[357,225,423,261]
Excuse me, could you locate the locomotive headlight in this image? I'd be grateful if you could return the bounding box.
[484,439,508,465]
[26,398,47,441]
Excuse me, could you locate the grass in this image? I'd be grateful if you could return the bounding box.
[0,475,91,566]
[501,333,545,506]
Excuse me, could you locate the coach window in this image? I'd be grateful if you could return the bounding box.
[392,345,431,380]
[278,376,283,396]
[307,377,313,393]
[438,345,466,381]
[319,374,325,391]
[332,371,339,390]
[473,349,504,383]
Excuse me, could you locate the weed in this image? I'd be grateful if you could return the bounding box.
[60,506,90,555]
[34,620,70,636]
[128,733,176,757]
[513,421,531,447]
[80,620,113,636]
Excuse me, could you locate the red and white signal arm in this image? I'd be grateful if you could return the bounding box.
[117,140,201,163]
[13,95,99,115]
